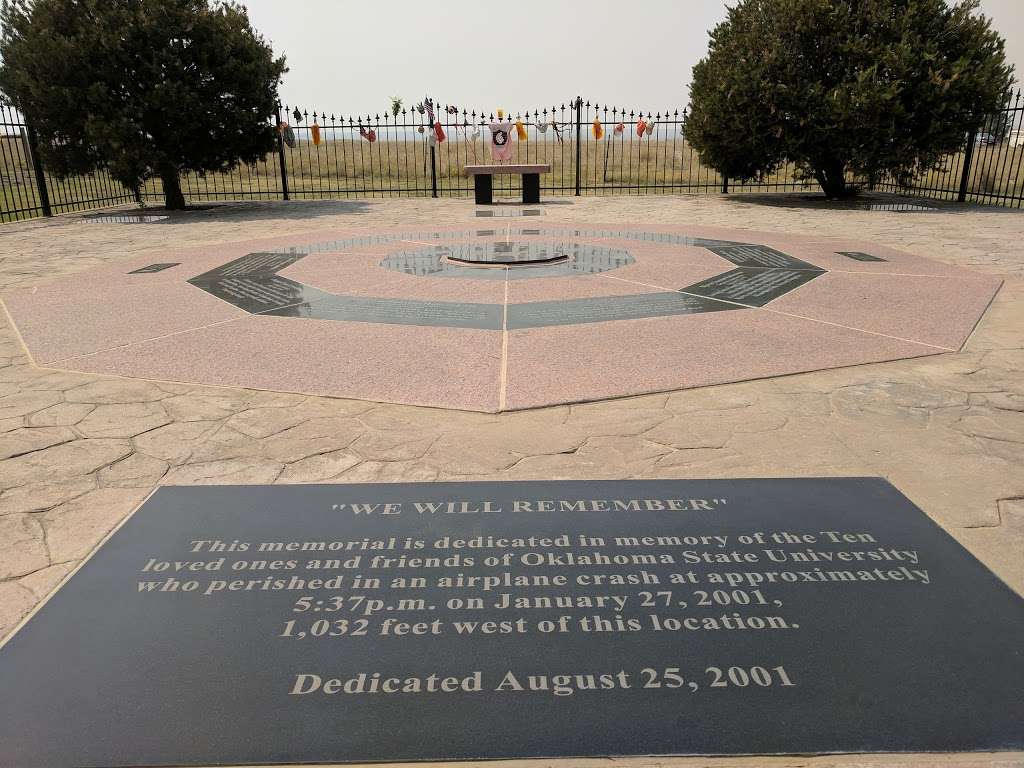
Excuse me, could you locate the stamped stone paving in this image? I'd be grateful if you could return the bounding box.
[0,195,1022,768]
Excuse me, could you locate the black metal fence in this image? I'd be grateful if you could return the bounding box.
[0,102,136,222]
[3,92,1024,223]
[874,90,1024,206]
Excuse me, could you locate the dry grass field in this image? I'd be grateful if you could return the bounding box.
[3,131,1023,221]
[141,134,773,200]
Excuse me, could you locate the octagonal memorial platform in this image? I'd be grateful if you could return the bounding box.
[0,221,1002,412]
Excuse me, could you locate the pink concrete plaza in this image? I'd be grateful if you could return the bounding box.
[1,221,1002,412]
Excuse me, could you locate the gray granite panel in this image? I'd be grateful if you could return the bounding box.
[508,292,741,329]
[267,295,503,330]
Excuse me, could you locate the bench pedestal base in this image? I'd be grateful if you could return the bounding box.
[467,164,550,206]
[473,173,540,205]
[523,173,540,204]
[474,174,493,205]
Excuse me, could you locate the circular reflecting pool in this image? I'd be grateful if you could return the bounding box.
[380,241,634,280]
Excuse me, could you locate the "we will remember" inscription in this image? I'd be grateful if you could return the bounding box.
[1,479,1022,767]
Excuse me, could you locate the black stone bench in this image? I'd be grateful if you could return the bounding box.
[464,164,552,205]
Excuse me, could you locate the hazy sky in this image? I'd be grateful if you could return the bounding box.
[242,0,1024,118]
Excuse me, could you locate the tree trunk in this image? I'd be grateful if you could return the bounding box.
[159,165,186,210]
[813,159,850,199]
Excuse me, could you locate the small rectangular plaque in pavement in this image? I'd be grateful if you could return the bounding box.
[0,478,1021,767]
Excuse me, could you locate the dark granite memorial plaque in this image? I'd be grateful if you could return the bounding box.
[682,267,823,306]
[191,252,307,280]
[705,244,820,270]
[837,251,888,262]
[191,274,334,314]
[2,478,1022,768]
[128,262,180,274]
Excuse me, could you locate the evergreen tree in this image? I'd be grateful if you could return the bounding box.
[685,0,1013,198]
[0,0,287,209]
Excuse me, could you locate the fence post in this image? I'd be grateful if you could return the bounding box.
[958,127,978,203]
[24,121,52,217]
[721,175,729,194]
[429,141,438,198]
[274,105,290,201]
[574,97,582,196]
[428,104,438,198]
